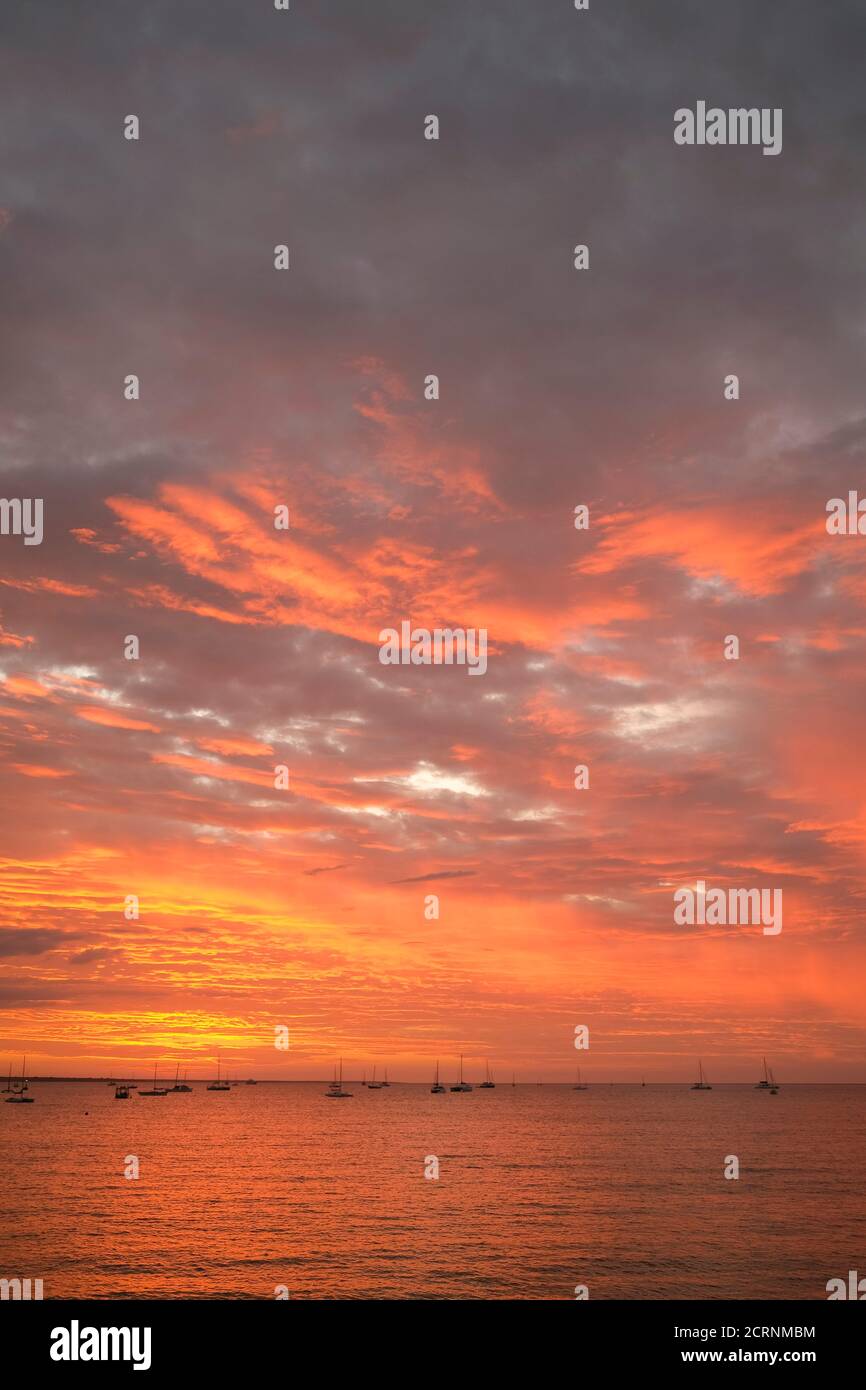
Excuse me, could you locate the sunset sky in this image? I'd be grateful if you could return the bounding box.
[1,0,865,1080]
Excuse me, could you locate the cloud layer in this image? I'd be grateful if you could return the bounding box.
[1,0,865,1078]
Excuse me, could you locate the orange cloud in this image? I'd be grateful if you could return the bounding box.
[75,706,162,733]
[11,764,71,778]
[577,503,830,595]
[3,675,52,700]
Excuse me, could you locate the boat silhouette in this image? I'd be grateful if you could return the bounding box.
[326,1058,352,1098]
[450,1055,472,1092]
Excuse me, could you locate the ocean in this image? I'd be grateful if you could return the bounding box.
[1,1082,863,1300]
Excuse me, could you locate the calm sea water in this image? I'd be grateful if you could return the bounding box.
[1,1083,863,1300]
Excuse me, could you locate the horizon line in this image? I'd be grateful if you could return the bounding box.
[13,1075,866,1086]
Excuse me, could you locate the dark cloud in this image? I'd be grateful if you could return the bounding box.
[0,929,69,957]
[392,869,477,884]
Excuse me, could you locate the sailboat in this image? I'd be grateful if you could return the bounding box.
[381,1068,391,1087]
[431,1060,446,1094]
[480,1061,495,1089]
[5,1056,34,1103]
[755,1057,773,1091]
[573,1067,587,1091]
[691,1060,712,1091]
[140,1063,167,1096]
[207,1056,230,1091]
[450,1055,472,1092]
[325,1058,352,1098]
[367,1064,383,1090]
[12,1058,30,1093]
[169,1064,192,1093]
